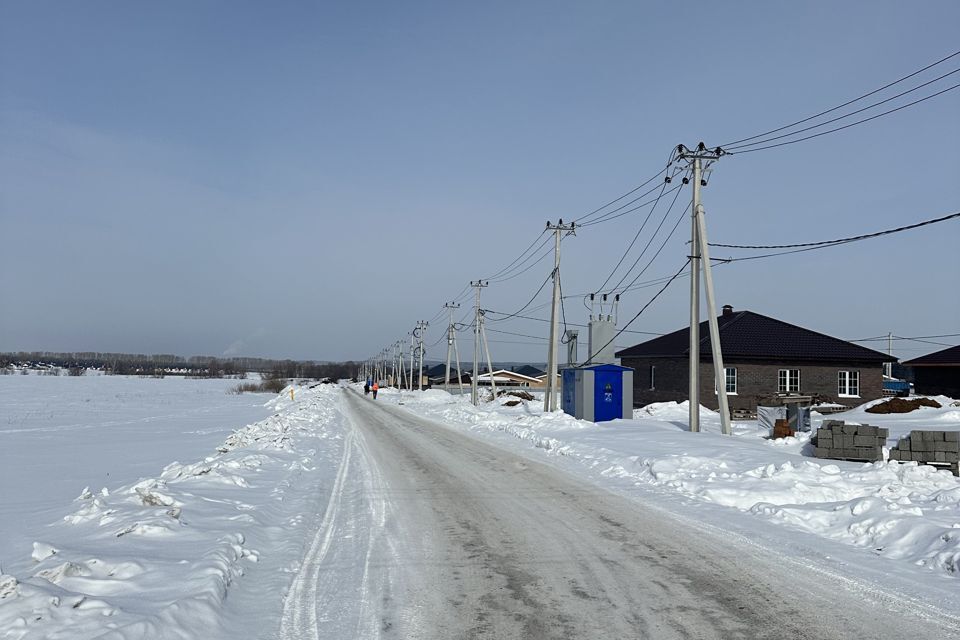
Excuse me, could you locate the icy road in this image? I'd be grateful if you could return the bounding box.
[280,390,957,639]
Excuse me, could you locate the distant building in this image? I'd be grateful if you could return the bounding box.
[903,345,960,398]
[512,365,545,378]
[476,370,541,387]
[615,306,895,410]
[424,363,471,386]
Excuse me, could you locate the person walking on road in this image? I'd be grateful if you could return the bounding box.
[372,382,379,399]
[364,377,371,395]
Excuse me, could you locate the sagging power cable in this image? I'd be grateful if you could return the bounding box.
[721,48,960,148]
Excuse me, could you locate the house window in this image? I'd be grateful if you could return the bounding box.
[725,367,737,394]
[778,369,800,393]
[649,365,656,390]
[838,370,859,397]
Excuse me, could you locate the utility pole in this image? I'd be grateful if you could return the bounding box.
[452,316,465,397]
[479,309,497,400]
[415,320,428,391]
[886,332,893,378]
[391,342,397,388]
[677,142,731,436]
[470,280,488,405]
[444,302,460,392]
[544,219,576,412]
[408,332,415,391]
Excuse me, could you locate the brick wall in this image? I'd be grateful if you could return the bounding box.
[621,356,885,410]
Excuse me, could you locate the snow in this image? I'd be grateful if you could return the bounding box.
[2,375,959,638]
[0,376,349,639]
[0,374,273,577]
[378,387,960,585]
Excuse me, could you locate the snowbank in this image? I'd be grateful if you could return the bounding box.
[0,384,349,640]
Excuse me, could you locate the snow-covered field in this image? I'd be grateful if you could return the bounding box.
[0,374,273,576]
[0,374,339,639]
[2,375,959,638]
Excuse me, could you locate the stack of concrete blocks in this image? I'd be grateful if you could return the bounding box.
[888,431,960,476]
[813,420,888,462]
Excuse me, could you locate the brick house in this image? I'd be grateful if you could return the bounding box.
[903,345,960,397]
[615,306,896,411]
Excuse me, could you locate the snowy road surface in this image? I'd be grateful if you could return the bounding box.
[279,390,959,639]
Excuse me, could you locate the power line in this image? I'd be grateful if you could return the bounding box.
[721,49,960,147]
[485,328,548,341]
[578,182,683,228]
[579,260,690,367]
[484,270,554,322]
[726,81,960,154]
[595,175,679,292]
[847,334,959,349]
[609,187,689,295]
[853,333,960,342]
[710,211,960,250]
[726,66,960,152]
[712,211,960,263]
[558,271,571,344]
[484,338,550,346]
[573,164,671,225]
[483,229,549,281]
[614,200,691,295]
[893,335,957,348]
[484,310,665,337]
[490,240,554,283]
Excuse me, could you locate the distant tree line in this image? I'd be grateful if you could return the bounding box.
[0,351,358,381]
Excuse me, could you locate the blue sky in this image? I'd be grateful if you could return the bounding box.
[1,1,957,363]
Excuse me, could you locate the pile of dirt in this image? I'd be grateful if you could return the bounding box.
[503,400,521,407]
[865,397,942,414]
[499,390,535,401]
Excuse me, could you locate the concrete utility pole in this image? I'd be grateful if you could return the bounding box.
[544,219,576,412]
[677,142,731,436]
[408,332,415,391]
[413,321,428,391]
[391,342,398,388]
[886,332,894,378]
[470,280,488,405]
[444,302,461,393]
[398,341,407,397]
[479,309,497,401]
[452,315,465,397]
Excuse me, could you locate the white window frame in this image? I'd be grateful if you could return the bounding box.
[778,368,800,393]
[838,370,860,397]
[649,365,656,390]
[724,367,737,395]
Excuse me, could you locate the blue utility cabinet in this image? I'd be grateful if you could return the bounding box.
[561,364,634,423]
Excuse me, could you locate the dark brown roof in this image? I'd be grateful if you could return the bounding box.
[513,365,545,377]
[615,309,895,364]
[903,345,960,366]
